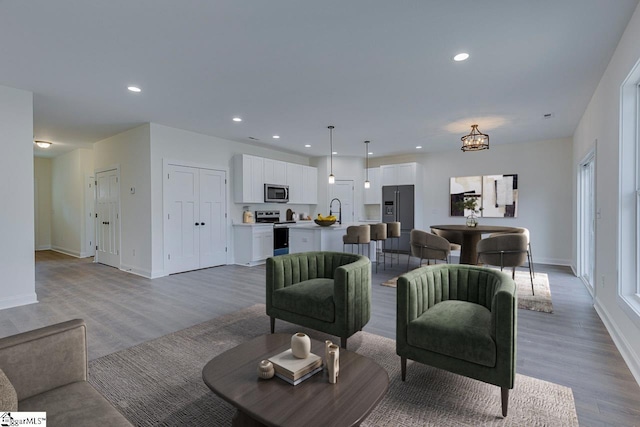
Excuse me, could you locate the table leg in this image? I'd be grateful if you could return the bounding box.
[460,233,482,265]
[232,409,267,427]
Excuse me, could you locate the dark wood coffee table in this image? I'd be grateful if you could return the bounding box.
[202,333,389,427]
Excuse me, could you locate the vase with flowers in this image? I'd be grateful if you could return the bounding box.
[461,196,482,227]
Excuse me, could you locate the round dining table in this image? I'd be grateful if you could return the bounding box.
[430,224,520,265]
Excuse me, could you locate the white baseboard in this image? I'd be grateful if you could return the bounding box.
[36,245,52,251]
[79,251,95,258]
[120,263,152,279]
[51,246,81,258]
[0,293,38,310]
[594,298,640,387]
[534,256,572,266]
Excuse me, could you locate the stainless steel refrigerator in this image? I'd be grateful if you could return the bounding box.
[382,185,414,253]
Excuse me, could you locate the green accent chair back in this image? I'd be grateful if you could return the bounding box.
[396,264,517,417]
[266,251,371,349]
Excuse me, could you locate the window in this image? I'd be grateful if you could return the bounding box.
[618,61,640,323]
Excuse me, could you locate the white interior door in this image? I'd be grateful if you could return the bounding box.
[330,180,355,223]
[166,165,200,274]
[95,169,120,268]
[165,163,227,274]
[85,176,96,257]
[199,169,227,267]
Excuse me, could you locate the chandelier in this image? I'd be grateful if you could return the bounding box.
[461,124,489,152]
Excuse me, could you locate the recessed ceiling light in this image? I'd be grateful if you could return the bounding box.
[233,117,242,122]
[272,135,280,139]
[416,146,422,149]
[304,144,311,148]
[34,140,52,148]
[127,86,141,93]
[453,53,469,62]
[332,151,337,155]
[368,152,373,155]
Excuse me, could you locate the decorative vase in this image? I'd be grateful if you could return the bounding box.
[328,350,339,384]
[257,360,275,379]
[291,333,311,359]
[325,342,339,377]
[466,213,478,228]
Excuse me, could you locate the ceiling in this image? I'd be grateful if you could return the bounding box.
[1,1,638,159]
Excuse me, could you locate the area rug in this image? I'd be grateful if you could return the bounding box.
[382,270,553,313]
[88,305,576,426]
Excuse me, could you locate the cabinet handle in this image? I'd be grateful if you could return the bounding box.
[201,222,205,226]
[195,222,200,226]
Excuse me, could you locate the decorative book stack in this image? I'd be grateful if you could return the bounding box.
[268,349,323,385]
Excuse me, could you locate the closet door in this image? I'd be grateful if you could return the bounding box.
[166,165,200,274]
[165,164,228,274]
[199,169,227,268]
[95,168,120,268]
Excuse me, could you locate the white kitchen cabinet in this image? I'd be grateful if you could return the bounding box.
[302,166,318,204]
[363,167,381,204]
[233,224,273,266]
[233,154,264,203]
[286,163,304,204]
[263,158,287,185]
[380,162,420,186]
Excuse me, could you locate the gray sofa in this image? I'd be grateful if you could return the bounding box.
[0,319,132,426]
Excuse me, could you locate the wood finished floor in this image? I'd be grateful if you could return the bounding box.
[0,251,639,426]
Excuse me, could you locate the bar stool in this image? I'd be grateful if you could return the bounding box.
[370,223,387,272]
[386,222,401,267]
[343,225,371,258]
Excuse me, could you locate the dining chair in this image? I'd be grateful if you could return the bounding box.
[477,233,534,295]
[490,227,535,277]
[431,228,463,252]
[407,229,450,271]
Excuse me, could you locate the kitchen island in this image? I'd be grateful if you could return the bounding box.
[288,222,377,261]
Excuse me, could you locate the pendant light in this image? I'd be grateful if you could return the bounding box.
[461,124,489,152]
[328,125,335,184]
[364,140,371,189]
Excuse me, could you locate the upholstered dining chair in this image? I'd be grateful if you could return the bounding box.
[396,264,517,417]
[431,228,463,252]
[343,224,371,258]
[407,229,450,271]
[386,222,401,267]
[490,227,535,278]
[477,233,534,295]
[370,223,387,272]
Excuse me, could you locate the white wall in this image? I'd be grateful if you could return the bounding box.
[313,156,368,220]
[0,85,37,309]
[34,157,52,250]
[573,2,640,384]
[149,123,312,277]
[94,125,151,277]
[51,148,94,257]
[370,138,573,265]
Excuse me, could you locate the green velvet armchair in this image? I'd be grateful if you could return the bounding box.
[266,251,371,349]
[396,264,517,417]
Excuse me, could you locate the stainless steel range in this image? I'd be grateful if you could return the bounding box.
[255,210,292,256]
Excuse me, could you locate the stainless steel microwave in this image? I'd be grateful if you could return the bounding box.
[264,184,289,203]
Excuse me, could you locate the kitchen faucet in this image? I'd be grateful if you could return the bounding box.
[329,198,342,224]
